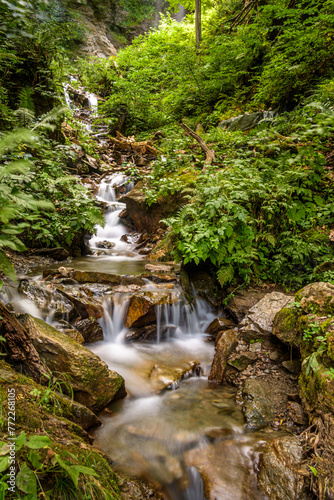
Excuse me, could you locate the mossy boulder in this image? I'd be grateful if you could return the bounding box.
[121,181,186,233]
[299,357,334,416]
[17,314,126,412]
[272,306,299,346]
[295,282,334,315]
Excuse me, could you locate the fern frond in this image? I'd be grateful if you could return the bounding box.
[217,264,234,287]
[18,87,35,112]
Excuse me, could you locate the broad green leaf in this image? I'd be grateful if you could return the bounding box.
[55,454,79,488]
[0,457,9,473]
[16,431,26,451]
[0,250,16,281]
[26,435,51,449]
[16,464,37,495]
[27,450,43,470]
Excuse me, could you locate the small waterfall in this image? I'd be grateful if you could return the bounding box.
[155,295,216,342]
[99,295,130,343]
[89,173,133,253]
[0,285,43,319]
[87,93,98,113]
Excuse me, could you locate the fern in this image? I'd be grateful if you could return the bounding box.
[18,87,35,112]
[217,264,234,287]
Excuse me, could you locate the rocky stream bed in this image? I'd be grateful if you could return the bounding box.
[1,83,334,500]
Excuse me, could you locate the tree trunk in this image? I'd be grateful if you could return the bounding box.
[195,0,202,49]
[0,301,50,382]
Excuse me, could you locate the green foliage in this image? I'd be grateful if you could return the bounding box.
[0,431,118,500]
[161,103,334,287]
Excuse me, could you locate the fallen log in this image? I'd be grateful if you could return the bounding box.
[180,122,215,165]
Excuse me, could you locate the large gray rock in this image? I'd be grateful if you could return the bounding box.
[242,379,275,429]
[218,111,275,132]
[239,292,293,341]
[17,314,126,412]
[257,435,305,500]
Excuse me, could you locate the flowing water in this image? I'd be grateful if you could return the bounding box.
[0,85,277,499]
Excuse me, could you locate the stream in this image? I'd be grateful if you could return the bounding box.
[0,85,286,499]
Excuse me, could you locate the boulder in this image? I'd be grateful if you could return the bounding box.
[257,435,305,500]
[226,289,267,323]
[17,314,125,412]
[272,307,298,346]
[74,317,104,343]
[242,379,275,429]
[187,269,220,308]
[295,282,334,315]
[238,292,293,342]
[121,181,186,233]
[208,331,238,383]
[218,111,275,132]
[125,291,178,329]
[57,288,103,320]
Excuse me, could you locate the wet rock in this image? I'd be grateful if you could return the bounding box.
[185,439,263,500]
[113,285,141,293]
[209,331,239,383]
[121,275,146,287]
[239,292,293,342]
[124,325,157,342]
[17,314,125,412]
[145,264,173,273]
[57,288,103,320]
[186,268,221,309]
[295,282,334,315]
[282,360,301,374]
[228,352,257,371]
[125,291,178,329]
[18,280,75,320]
[59,327,85,345]
[226,289,266,323]
[74,317,104,343]
[96,240,115,249]
[71,270,121,285]
[121,181,186,233]
[242,379,275,429]
[257,435,305,500]
[205,317,236,337]
[56,393,101,430]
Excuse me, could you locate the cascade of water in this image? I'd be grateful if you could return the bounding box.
[99,295,130,343]
[87,93,98,112]
[0,285,43,319]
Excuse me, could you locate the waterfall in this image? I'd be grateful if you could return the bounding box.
[99,295,130,343]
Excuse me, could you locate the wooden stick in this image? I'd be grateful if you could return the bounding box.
[180,122,215,164]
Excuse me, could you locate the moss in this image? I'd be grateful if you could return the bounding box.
[272,306,299,346]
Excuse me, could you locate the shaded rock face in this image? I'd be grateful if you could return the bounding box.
[257,435,305,500]
[121,181,186,233]
[218,111,275,132]
[205,317,236,337]
[226,289,267,323]
[74,317,104,343]
[208,331,238,383]
[17,314,125,412]
[186,268,221,309]
[239,292,293,342]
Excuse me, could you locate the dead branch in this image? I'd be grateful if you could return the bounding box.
[180,122,215,165]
